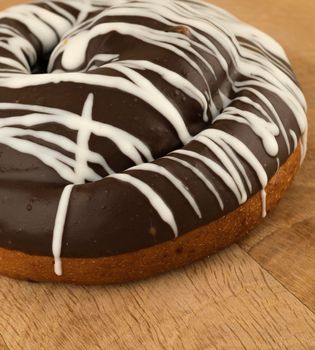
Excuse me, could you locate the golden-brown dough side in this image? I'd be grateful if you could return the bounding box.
[0,146,301,284]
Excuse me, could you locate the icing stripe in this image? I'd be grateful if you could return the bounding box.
[52,184,74,276]
[74,93,95,184]
[110,173,178,236]
[165,155,224,210]
[261,189,267,218]
[131,163,202,218]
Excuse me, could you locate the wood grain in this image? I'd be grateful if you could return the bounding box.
[0,0,314,349]
[1,246,315,350]
[245,218,315,312]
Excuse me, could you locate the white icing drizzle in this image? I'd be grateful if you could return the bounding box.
[215,107,280,157]
[130,163,202,218]
[1,4,72,52]
[165,155,224,210]
[195,130,268,202]
[0,71,193,144]
[276,158,280,170]
[300,130,308,165]
[261,189,267,218]
[197,135,249,203]
[0,99,153,183]
[0,0,308,274]
[290,129,298,151]
[175,149,243,203]
[52,184,74,276]
[110,60,210,122]
[110,173,178,236]
[74,93,95,184]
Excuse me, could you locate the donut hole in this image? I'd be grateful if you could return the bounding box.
[0,3,218,185]
[31,53,50,74]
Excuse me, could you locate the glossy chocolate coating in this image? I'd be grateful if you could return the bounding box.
[0,0,307,258]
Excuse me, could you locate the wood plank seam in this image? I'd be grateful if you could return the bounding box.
[242,214,315,251]
[237,243,315,317]
[239,213,315,313]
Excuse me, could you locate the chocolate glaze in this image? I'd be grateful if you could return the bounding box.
[0,0,307,264]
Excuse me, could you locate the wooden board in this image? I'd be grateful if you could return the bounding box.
[0,0,314,349]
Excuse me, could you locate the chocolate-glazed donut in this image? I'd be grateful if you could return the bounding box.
[0,0,307,283]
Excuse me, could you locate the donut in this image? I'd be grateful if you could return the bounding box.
[0,0,307,284]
